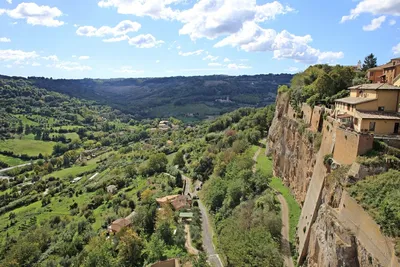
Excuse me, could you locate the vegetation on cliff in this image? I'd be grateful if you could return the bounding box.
[278,64,362,108]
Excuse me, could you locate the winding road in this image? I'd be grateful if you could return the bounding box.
[253,145,294,267]
[182,174,223,267]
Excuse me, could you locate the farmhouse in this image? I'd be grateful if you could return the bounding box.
[108,218,131,234]
[106,184,118,194]
[335,83,400,135]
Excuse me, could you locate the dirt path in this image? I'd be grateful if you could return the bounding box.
[277,194,295,267]
[185,224,199,255]
[0,162,32,174]
[252,144,294,267]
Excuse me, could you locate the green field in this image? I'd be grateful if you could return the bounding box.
[53,125,83,131]
[50,132,80,141]
[14,115,39,126]
[0,139,56,157]
[0,154,26,166]
[256,147,301,243]
[149,103,222,118]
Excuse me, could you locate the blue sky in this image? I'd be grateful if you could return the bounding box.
[0,0,399,79]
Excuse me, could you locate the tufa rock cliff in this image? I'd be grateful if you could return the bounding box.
[267,92,400,267]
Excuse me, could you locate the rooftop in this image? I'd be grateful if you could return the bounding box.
[108,218,132,233]
[356,110,400,120]
[335,97,377,105]
[156,194,179,204]
[348,83,400,91]
[179,212,194,218]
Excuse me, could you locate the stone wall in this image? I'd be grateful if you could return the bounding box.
[333,128,374,165]
[310,106,324,132]
[337,191,399,267]
[302,103,313,125]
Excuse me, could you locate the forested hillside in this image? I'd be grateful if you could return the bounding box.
[15,74,292,121]
[0,78,282,266]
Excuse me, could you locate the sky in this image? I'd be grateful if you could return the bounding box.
[0,0,399,79]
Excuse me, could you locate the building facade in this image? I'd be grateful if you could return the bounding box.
[367,58,400,84]
[335,84,400,135]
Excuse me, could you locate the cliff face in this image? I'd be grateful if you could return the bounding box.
[267,93,316,204]
[267,93,399,267]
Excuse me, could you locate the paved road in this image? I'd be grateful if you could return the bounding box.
[0,162,32,173]
[183,174,223,267]
[252,144,294,267]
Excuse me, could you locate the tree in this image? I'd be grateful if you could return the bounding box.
[172,151,185,168]
[144,235,166,264]
[116,228,144,267]
[362,53,377,71]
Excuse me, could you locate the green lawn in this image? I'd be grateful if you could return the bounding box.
[0,154,26,166]
[0,139,56,157]
[167,152,177,164]
[255,147,301,243]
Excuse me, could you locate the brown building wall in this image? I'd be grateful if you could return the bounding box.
[368,70,383,83]
[360,119,400,135]
[376,90,400,111]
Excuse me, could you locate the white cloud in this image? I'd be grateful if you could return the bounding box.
[390,19,396,25]
[73,24,79,28]
[223,58,231,62]
[228,63,252,69]
[393,43,400,55]
[31,62,41,67]
[98,0,180,20]
[114,66,144,74]
[0,3,64,27]
[0,49,38,61]
[42,55,59,61]
[341,0,400,23]
[79,56,90,60]
[5,64,12,68]
[156,60,160,63]
[77,20,141,37]
[178,49,204,56]
[51,61,92,71]
[128,34,164,48]
[6,0,12,4]
[0,37,11,42]
[208,62,222,67]
[203,55,219,61]
[103,35,129,42]
[177,0,293,40]
[363,16,386,31]
[215,22,343,64]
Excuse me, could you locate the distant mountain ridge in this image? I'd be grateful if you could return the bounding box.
[1,74,293,121]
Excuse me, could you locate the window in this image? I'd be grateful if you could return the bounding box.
[354,118,359,126]
[347,104,350,111]
[378,106,385,111]
[369,122,376,131]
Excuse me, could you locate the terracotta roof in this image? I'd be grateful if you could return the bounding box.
[368,61,400,71]
[108,218,131,233]
[355,110,400,120]
[156,195,179,204]
[348,83,400,90]
[335,97,377,104]
[171,195,191,211]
